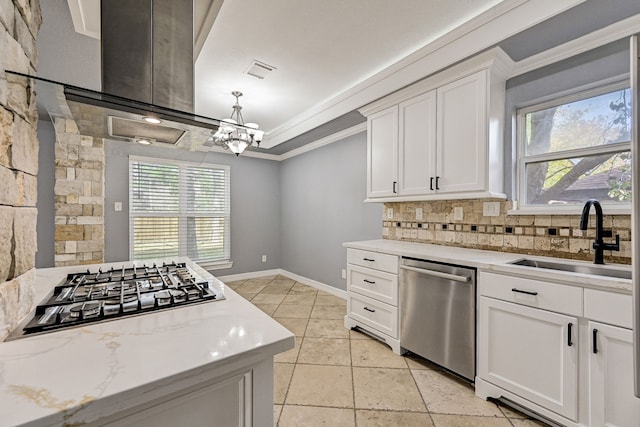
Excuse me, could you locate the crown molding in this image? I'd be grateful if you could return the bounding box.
[512,13,640,77]
[277,123,366,161]
[199,123,366,162]
[261,0,585,148]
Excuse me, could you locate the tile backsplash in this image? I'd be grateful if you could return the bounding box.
[382,200,631,264]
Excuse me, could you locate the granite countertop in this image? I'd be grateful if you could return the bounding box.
[344,239,632,293]
[0,259,295,427]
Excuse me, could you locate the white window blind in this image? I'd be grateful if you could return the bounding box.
[129,157,230,263]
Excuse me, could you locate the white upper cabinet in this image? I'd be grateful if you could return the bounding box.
[367,106,398,198]
[436,70,487,193]
[360,48,511,202]
[399,90,437,196]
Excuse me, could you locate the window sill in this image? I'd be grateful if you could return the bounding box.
[508,205,630,216]
[197,260,234,271]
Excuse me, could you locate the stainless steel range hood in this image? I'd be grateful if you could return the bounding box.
[9,0,225,151]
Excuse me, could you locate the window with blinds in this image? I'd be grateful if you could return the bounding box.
[129,157,230,264]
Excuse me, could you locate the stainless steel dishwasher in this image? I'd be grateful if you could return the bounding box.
[400,257,476,381]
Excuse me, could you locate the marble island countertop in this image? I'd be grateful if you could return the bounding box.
[0,259,295,427]
[344,239,632,293]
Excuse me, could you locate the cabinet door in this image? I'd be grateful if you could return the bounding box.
[398,90,436,195]
[478,297,578,420]
[436,70,487,193]
[589,322,640,427]
[367,106,398,198]
[106,370,253,427]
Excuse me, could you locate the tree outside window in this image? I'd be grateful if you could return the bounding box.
[519,84,631,208]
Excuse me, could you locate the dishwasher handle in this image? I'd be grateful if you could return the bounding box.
[400,264,471,283]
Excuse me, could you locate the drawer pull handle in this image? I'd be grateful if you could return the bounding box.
[567,322,573,347]
[363,306,376,313]
[363,279,376,284]
[363,258,375,262]
[593,329,598,354]
[511,288,538,296]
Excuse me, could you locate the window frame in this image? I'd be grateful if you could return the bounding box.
[128,155,232,270]
[514,79,631,215]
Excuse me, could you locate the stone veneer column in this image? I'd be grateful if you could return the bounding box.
[0,0,42,340]
[53,118,104,266]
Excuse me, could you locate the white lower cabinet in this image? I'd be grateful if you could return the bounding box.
[589,322,640,427]
[477,270,639,427]
[345,248,401,354]
[478,297,578,420]
[106,370,253,427]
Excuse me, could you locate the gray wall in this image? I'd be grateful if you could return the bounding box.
[280,132,382,291]
[104,141,282,275]
[37,0,100,90]
[36,120,56,268]
[503,39,630,198]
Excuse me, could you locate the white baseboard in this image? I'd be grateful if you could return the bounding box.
[216,269,347,300]
[216,269,282,283]
[279,270,347,300]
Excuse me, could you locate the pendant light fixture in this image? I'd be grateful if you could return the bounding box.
[210,91,264,156]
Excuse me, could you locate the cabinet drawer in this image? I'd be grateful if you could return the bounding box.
[348,292,398,338]
[348,265,398,306]
[584,289,632,329]
[347,249,398,274]
[478,271,583,317]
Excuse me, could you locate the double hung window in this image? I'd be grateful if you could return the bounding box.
[129,157,230,266]
[517,82,631,211]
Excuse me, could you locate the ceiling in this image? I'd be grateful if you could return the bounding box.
[44,0,638,153]
[59,0,512,150]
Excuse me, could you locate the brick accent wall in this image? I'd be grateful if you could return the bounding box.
[53,118,104,266]
[0,0,41,340]
[383,200,631,264]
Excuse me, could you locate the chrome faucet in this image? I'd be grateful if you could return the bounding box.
[579,199,620,264]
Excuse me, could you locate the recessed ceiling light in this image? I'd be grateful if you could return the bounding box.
[142,116,162,124]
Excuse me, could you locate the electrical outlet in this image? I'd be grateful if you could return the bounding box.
[261,255,267,263]
[416,208,423,221]
[386,207,394,219]
[483,202,501,217]
[341,269,347,279]
[114,202,122,212]
[453,207,463,221]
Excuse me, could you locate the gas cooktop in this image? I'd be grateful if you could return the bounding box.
[11,261,225,339]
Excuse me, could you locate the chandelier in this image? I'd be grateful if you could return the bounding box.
[210,91,264,156]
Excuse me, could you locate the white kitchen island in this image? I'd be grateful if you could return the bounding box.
[0,259,294,427]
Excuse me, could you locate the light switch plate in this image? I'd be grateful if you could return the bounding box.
[416,208,423,221]
[114,202,122,212]
[483,202,500,217]
[341,269,347,279]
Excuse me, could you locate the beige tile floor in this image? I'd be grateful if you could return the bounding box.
[227,275,549,427]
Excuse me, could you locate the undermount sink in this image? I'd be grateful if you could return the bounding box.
[510,258,632,280]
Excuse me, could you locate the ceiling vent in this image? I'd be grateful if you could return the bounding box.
[245,60,276,80]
